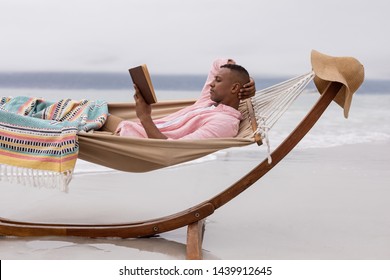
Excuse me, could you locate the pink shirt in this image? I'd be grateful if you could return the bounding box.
[117,59,242,140]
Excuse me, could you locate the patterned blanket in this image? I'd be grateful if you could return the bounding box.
[0,96,108,191]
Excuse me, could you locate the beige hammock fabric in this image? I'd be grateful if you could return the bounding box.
[78,100,256,172]
[78,50,364,173]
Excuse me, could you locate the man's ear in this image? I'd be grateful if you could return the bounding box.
[231,82,242,94]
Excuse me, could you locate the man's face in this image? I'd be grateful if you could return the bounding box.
[210,67,234,104]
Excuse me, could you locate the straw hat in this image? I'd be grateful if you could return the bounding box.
[311,50,365,118]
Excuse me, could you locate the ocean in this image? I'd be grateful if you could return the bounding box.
[1,72,389,174]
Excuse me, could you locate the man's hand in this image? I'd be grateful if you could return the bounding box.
[134,84,152,120]
[239,77,256,100]
[227,59,236,65]
[134,84,167,139]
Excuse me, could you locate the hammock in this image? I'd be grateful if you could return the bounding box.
[77,49,362,173]
[78,71,315,172]
[0,50,365,259]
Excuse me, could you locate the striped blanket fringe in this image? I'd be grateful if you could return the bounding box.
[0,96,108,191]
[0,164,73,192]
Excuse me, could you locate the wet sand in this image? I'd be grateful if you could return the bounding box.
[1,141,389,259]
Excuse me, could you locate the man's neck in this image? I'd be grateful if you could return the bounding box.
[218,100,240,110]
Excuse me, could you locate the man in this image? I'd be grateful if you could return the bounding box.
[116,58,255,139]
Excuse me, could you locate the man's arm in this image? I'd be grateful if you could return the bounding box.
[133,84,168,139]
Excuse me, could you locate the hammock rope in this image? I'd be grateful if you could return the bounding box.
[250,71,315,163]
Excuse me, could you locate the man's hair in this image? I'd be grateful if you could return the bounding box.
[220,64,250,86]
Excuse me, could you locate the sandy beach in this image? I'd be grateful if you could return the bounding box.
[0,140,389,260]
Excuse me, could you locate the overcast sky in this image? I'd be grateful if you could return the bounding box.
[0,0,389,79]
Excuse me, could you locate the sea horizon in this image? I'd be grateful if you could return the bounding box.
[0,71,389,93]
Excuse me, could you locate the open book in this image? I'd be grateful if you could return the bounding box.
[128,64,158,104]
